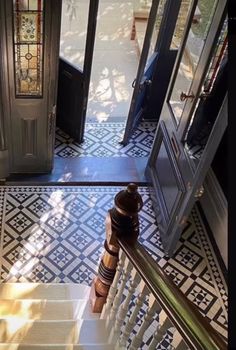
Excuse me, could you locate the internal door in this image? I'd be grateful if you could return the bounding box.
[56,0,99,143]
[0,0,62,173]
[146,0,227,256]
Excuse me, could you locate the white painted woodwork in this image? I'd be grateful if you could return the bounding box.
[107,258,132,332]
[149,311,173,349]
[129,296,158,350]
[0,345,114,350]
[0,319,109,344]
[100,252,125,320]
[0,299,99,320]
[114,270,141,349]
[119,280,149,348]
[0,283,90,300]
[0,283,111,348]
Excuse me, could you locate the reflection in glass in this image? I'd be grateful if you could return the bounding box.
[184,18,227,161]
[132,0,167,62]
[169,0,217,125]
[147,0,167,61]
[13,0,44,97]
[60,0,89,69]
[171,0,192,49]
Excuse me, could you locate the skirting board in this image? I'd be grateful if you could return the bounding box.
[200,167,228,268]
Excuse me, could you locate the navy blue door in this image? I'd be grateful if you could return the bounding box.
[56,0,99,143]
[122,0,161,145]
[122,53,158,145]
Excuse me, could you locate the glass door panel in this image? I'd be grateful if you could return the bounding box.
[133,0,167,62]
[184,18,227,165]
[170,0,192,49]
[13,0,44,97]
[60,0,89,69]
[147,0,167,61]
[169,0,218,126]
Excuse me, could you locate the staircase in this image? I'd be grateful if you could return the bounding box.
[0,283,113,350]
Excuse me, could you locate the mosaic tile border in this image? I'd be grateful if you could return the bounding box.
[55,121,157,158]
[191,206,228,319]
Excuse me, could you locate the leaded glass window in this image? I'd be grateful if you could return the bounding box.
[13,0,44,97]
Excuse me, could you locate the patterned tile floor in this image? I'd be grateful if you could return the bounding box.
[55,121,157,158]
[0,185,228,347]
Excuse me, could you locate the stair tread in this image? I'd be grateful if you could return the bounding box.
[0,299,100,320]
[0,283,91,300]
[0,345,114,349]
[0,319,109,344]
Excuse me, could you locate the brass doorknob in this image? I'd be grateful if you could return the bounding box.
[180,91,195,101]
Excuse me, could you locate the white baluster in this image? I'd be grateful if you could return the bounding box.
[129,294,159,350]
[107,258,133,337]
[171,329,188,350]
[101,251,125,320]
[113,270,141,349]
[119,280,149,348]
[149,311,172,350]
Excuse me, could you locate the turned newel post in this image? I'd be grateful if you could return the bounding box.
[90,183,143,312]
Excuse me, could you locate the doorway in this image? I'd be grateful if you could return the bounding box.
[55,0,184,160]
[56,0,159,160]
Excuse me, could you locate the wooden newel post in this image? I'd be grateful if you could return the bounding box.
[90,183,143,313]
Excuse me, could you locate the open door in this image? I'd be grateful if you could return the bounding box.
[122,0,184,145]
[121,0,161,145]
[56,0,99,143]
[146,0,227,256]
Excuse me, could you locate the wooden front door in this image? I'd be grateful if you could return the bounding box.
[56,0,99,143]
[145,0,227,256]
[0,0,62,174]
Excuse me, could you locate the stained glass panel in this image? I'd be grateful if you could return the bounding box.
[13,0,44,97]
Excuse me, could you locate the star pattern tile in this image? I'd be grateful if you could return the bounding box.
[0,185,228,345]
[54,122,157,158]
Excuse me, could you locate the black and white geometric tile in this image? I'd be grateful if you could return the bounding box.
[0,185,228,343]
[55,121,157,157]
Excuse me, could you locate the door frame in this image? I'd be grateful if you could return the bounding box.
[0,0,11,177]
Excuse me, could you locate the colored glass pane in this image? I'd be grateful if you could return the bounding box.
[13,0,44,97]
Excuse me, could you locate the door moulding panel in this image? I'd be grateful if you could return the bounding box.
[21,118,37,157]
[146,121,186,231]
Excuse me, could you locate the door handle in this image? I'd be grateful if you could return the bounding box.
[194,185,204,198]
[180,91,195,102]
[132,77,152,90]
[144,79,152,86]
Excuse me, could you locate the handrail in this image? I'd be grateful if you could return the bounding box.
[118,238,227,350]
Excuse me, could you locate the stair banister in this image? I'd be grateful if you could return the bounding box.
[91,183,227,349]
[118,238,227,350]
[90,183,143,312]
